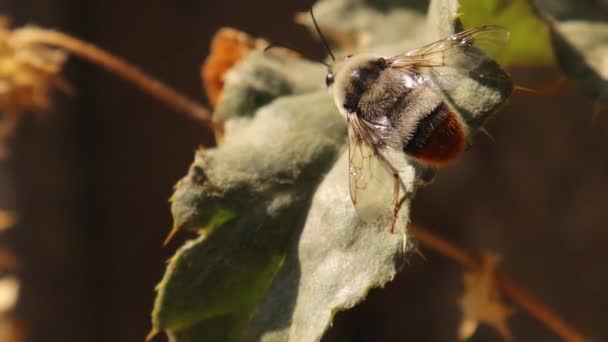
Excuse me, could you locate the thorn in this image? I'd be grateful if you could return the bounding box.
[163,226,180,246]
[415,248,427,261]
[478,127,495,142]
[413,245,427,261]
[513,85,537,94]
[145,328,160,342]
[520,76,571,96]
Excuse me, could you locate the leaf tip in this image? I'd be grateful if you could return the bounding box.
[163,226,180,246]
[145,328,160,342]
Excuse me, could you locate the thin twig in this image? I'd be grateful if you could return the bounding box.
[496,275,588,342]
[513,76,573,97]
[409,223,591,342]
[14,27,216,132]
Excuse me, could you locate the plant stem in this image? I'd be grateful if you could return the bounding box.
[409,223,590,342]
[15,27,216,132]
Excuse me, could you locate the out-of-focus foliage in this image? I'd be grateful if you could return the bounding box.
[151,0,512,341]
[533,0,608,104]
[460,0,555,66]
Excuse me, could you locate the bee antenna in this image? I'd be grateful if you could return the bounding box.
[309,8,335,62]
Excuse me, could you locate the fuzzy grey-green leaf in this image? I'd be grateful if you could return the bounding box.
[215,52,325,121]
[299,0,429,53]
[153,0,513,341]
[243,152,412,342]
[533,0,608,103]
[156,84,346,338]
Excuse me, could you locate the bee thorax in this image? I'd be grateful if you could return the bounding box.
[334,56,388,114]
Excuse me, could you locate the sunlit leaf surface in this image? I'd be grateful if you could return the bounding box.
[152,0,513,341]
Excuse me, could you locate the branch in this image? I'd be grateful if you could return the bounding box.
[409,223,590,342]
[14,27,217,132]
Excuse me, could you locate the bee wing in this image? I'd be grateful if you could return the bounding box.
[388,25,509,89]
[347,116,396,222]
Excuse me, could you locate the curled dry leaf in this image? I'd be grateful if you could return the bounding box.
[200,28,300,142]
[459,252,515,341]
[201,28,268,108]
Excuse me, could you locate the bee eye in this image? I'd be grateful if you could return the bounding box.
[377,57,387,68]
[325,72,335,87]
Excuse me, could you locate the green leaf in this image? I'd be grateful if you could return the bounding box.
[533,0,608,104]
[154,83,346,338]
[460,0,555,66]
[151,0,513,341]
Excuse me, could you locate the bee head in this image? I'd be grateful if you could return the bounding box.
[325,55,353,88]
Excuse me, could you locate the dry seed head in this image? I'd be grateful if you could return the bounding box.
[0,18,68,157]
[0,18,67,115]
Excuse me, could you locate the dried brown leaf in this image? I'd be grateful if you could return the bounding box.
[201,28,268,108]
[458,252,515,341]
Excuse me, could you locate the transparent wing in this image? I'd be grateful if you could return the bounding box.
[388,25,510,90]
[347,117,397,222]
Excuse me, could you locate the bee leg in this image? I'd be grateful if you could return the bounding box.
[379,160,408,234]
[390,171,411,234]
[390,172,400,233]
[375,150,410,234]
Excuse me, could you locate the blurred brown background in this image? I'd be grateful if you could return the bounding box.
[1,0,607,341]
